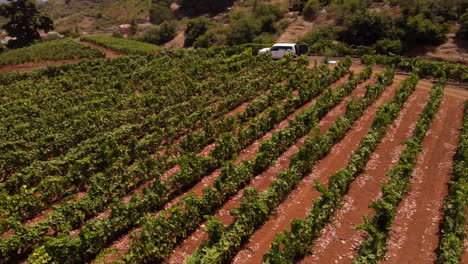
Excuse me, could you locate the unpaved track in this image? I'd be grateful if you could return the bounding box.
[164,73,362,264]
[0,41,122,74]
[381,95,464,264]
[303,76,431,263]
[79,41,123,58]
[230,76,402,264]
[0,59,80,74]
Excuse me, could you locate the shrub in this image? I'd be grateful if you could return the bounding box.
[194,31,215,48]
[112,31,123,38]
[404,14,447,45]
[141,22,176,45]
[303,0,320,21]
[342,11,396,46]
[375,38,403,55]
[457,11,468,40]
[150,2,174,25]
[277,18,292,31]
[253,33,276,44]
[226,18,260,46]
[184,17,211,47]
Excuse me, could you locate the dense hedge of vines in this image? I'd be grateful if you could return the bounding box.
[362,54,468,83]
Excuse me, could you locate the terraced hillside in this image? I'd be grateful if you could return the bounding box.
[0,44,467,264]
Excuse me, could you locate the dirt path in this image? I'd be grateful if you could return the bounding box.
[277,17,314,43]
[163,73,361,264]
[381,95,464,264]
[79,41,123,58]
[229,75,402,264]
[303,76,430,264]
[0,41,122,75]
[0,59,80,74]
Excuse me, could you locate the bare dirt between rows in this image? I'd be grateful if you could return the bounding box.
[304,76,431,264]
[230,74,402,264]
[164,73,360,264]
[381,95,464,264]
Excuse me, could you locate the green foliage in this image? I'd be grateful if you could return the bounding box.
[0,38,104,66]
[226,18,260,46]
[342,11,397,46]
[375,38,403,55]
[0,0,54,48]
[303,0,320,21]
[180,0,235,15]
[194,31,216,48]
[149,2,174,25]
[457,10,468,40]
[141,22,177,45]
[404,13,448,45]
[362,54,468,83]
[184,16,211,47]
[111,31,123,38]
[81,36,164,55]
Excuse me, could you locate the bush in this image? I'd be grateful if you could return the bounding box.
[342,11,396,46]
[112,31,123,38]
[226,18,260,46]
[298,26,339,46]
[404,14,447,45]
[141,22,176,45]
[180,0,235,16]
[277,18,292,31]
[253,33,276,44]
[150,2,174,25]
[252,2,285,21]
[184,17,211,47]
[375,38,403,55]
[457,11,468,40]
[303,0,320,21]
[194,31,215,48]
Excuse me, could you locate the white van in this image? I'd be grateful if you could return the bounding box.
[258,43,309,59]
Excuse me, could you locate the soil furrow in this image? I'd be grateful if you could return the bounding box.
[303,76,431,264]
[97,71,353,263]
[230,74,402,264]
[381,93,464,264]
[164,71,371,264]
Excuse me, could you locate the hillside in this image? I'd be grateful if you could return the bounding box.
[40,0,150,32]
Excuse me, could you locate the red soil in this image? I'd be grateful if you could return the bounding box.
[0,59,80,74]
[304,76,431,264]
[164,73,368,264]
[231,74,402,264]
[381,95,464,264]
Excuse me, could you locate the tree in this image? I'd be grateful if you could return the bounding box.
[141,22,176,45]
[180,0,235,16]
[457,10,468,40]
[184,16,211,47]
[0,0,54,48]
[150,2,174,25]
[303,0,320,21]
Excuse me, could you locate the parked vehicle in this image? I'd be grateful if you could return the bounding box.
[258,43,309,59]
